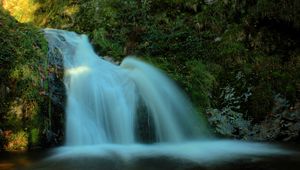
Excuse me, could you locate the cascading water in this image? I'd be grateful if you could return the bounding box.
[38,28,291,169]
[44,28,209,145]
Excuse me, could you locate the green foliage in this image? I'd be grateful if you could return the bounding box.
[33,0,76,28]
[30,128,40,146]
[4,130,28,151]
[185,60,215,109]
[92,28,124,60]
[254,0,300,28]
[0,5,50,150]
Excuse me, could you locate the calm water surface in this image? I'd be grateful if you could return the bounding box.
[0,144,299,170]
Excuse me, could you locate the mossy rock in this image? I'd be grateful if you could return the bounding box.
[0,5,64,150]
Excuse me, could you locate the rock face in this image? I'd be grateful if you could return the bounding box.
[0,5,65,151]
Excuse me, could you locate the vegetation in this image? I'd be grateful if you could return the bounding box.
[0,0,299,150]
[0,4,64,151]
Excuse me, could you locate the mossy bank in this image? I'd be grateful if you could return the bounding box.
[0,5,64,151]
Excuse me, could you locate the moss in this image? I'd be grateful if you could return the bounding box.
[0,5,50,150]
[29,128,40,146]
[185,60,215,110]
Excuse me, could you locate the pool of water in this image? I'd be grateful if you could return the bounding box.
[0,143,299,170]
[0,149,50,170]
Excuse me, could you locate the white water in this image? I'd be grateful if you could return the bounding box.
[43,28,290,166]
[44,28,209,145]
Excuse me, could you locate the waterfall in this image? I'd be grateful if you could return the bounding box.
[41,29,290,168]
[44,28,209,146]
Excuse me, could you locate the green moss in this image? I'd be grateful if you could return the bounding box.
[0,5,49,150]
[185,60,215,110]
[30,128,40,146]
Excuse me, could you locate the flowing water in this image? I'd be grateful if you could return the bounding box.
[44,28,209,145]
[20,29,296,169]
